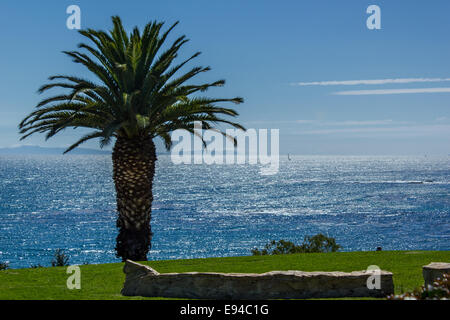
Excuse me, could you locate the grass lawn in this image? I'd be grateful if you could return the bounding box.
[0,250,449,300]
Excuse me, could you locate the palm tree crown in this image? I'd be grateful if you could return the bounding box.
[19,16,244,151]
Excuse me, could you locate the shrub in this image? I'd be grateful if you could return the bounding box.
[387,273,449,300]
[302,233,341,253]
[30,264,44,268]
[251,240,300,256]
[251,233,341,255]
[51,249,70,267]
[0,262,9,270]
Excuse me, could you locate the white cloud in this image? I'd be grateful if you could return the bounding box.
[246,119,411,126]
[291,78,450,86]
[297,125,450,136]
[295,120,317,124]
[333,87,450,95]
[294,119,411,126]
[302,119,404,126]
[320,120,408,126]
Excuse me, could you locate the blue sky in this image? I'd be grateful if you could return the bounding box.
[0,0,449,154]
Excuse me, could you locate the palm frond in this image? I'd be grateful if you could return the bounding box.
[19,16,244,152]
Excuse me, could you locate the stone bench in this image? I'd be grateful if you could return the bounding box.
[423,262,450,287]
[121,260,394,299]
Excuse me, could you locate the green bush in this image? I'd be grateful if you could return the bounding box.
[0,262,9,270]
[251,233,341,256]
[51,249,70,267]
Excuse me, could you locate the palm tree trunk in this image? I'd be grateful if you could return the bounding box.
[112,135,157,261]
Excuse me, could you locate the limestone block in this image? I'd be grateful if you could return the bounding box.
[121,260,394,299]
[422,262,450,287]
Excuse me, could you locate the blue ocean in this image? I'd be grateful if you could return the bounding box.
[0,155,449,269]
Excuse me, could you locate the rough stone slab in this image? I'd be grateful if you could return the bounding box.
[423,262,450,287]
[121,260,394,299]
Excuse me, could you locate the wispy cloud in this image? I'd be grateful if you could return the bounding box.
[317,120,410,126]
[295,120,317,124]
[291,78,450,86]
[435,116,449,122]
[246,119,412,126]
[296,119,410,126]
[246,118,450,139]
[333,87,450,95]
[297,124,450,136]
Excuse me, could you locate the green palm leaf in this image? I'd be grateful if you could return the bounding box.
[19,16,244,152]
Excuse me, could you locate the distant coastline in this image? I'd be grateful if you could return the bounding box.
[0,145,174,155]
[0,145,111,155]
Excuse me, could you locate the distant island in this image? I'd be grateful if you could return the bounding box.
[0,145,111,155]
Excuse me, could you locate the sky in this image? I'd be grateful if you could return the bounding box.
[0,0,449,155]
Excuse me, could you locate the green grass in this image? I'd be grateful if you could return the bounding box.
[1,250,449,300]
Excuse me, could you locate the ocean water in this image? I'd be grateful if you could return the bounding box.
[0,155,449,269]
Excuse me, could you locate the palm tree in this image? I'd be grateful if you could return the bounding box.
[19,16,244,261]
